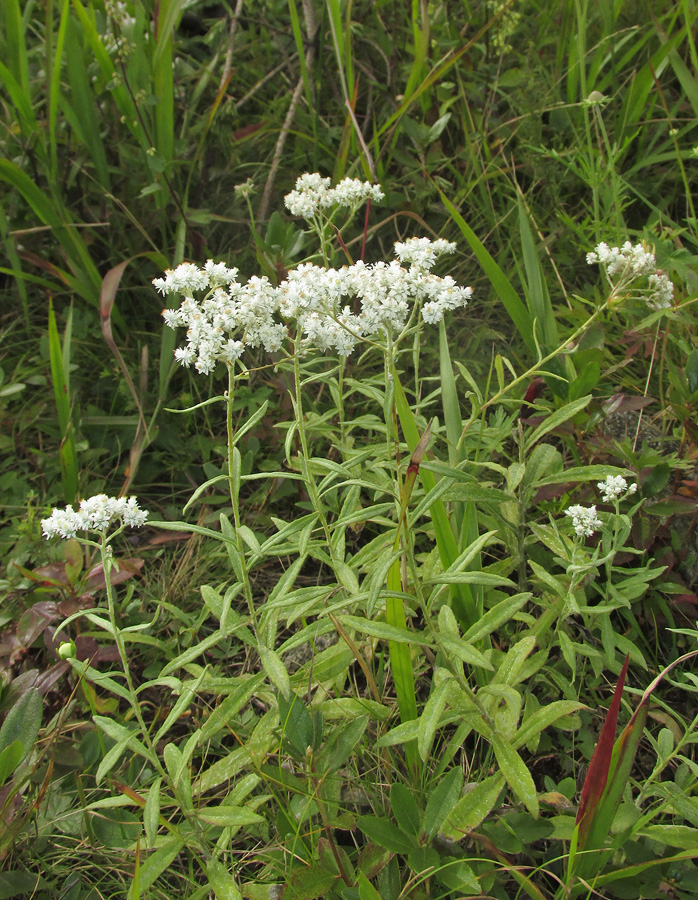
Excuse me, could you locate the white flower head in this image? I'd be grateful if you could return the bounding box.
[284,172,383,220]
[565,504,602,538]
[42,495,148,539]
[158,262,287,372]
[284,173,332,218]
[156,227,471,364]
[597,476,637,503]
[394,237,457,272]
[330,177,384,209]
[586,240,674,309]
[647,271,674,310]
[153,262,210,296]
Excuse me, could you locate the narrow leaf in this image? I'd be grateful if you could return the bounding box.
[575,654,629,851]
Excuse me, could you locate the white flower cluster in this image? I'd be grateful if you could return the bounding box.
[157,262,286,374]
[394,237,456,272]
[597,475,637,503]
[565,504,602,537]
[156,240,471,366]
[278,249,471,355]
[284,173,384,219]
[586,241,674,309]
[42,495,148,540]
[154,260,238,296]
[564,476,638,538]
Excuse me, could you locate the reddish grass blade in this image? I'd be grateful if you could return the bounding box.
[575,654,629,851]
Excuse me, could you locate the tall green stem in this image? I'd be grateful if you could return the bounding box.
[226,365,259,634]
[337,358,346,449]
[100,535,170,778]
[101,535,213,858]
[292,333,334,552]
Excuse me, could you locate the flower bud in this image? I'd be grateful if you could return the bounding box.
[58,640,77,660]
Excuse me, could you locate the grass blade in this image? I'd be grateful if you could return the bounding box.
[48,299,79,503]
[436,185,535,357]
[516,194,558,352]
[573,654,630,857]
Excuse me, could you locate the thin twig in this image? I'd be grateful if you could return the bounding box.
[257,74,308,223]
[219,0,245,95]
[257,2,317,222]
[235,55,298,110]
[345,99,376,179]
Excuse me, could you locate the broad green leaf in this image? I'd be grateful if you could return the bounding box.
[0,741,22,787]
[144,778,161,849]
[96,736,132,785]
[338,614,420,644]
[196,747,249,794]
[638,825,698,850]
[205,859,243,900]
[513,701,585,750]
[279,865,338,900]
[375,720,421,747]
[427,572,515,587]
[133,838,183,894]
[357,815,416,854]
[390,783,421,837]
[462,594,530,645]
[418,677,452,761]
[69,660,133,703]
[491,636,537,686]
[259,645,290,700]
[480,686,523,742]
[0,688,42,763]
[153,669,208,744]
[436,636,494,671]
[160,630,223,676]
[198,674,265,744]
[524,396,592,452]
[315,716,369,773]
[424,767,464,838]
[278,692,322,757]
[357,872,383,900]
[442,774,505,838]
[490,734,538,816]
[198,806,264,827]
[0,871,46,898]
[521,444,562,492]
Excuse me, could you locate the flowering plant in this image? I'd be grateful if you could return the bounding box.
[37,172,686,899]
